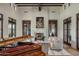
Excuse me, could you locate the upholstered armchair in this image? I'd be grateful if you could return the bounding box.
[48,37,63,50]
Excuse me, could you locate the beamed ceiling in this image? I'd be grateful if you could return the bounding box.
[15,3,64,7]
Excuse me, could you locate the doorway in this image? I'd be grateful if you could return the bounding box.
[76,13,79,49]
[63,17,71,46]
[48,20,57,37]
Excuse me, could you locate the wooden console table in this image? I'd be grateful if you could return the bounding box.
[0,35,33,46]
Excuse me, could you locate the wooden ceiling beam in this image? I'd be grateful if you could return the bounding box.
[17,5,63,7]
[15,3,64,7]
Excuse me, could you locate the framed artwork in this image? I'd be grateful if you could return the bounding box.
[36,17,44,28]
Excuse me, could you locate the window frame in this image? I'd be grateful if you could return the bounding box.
[0,13,3,39]
[8,17,16,37]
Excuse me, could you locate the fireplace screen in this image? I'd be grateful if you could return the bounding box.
[35,33,45,41]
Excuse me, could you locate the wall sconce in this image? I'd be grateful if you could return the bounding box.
[38,3,42,11]
[0,14,3,20]
[38,6,41,11]
[0,15,1,19]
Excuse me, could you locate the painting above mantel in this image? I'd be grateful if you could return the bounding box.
[36,17,44,28]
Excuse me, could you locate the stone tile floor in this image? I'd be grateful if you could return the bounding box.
[48,49,71,56]
[41,43,71,56]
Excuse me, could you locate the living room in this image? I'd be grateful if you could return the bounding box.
[0,3,79,56]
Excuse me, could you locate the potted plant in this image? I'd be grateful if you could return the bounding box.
[41,35,45,41]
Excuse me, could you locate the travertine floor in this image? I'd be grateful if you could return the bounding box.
[41,43,71,56]
[48,49,71,56]
[41,43,79,56]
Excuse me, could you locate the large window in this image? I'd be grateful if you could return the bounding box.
[63,17,71,46]
[0,13,3,40]
[48,20,57,36]
[8,17,16,37]
[22,20,31,35]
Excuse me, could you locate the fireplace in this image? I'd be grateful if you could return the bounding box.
[35,33,45,41]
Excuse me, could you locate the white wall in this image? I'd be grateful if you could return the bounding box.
[59,3,79,49]
[17,6,61,42]
[0,3,61,42]
[0,3,18,39]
